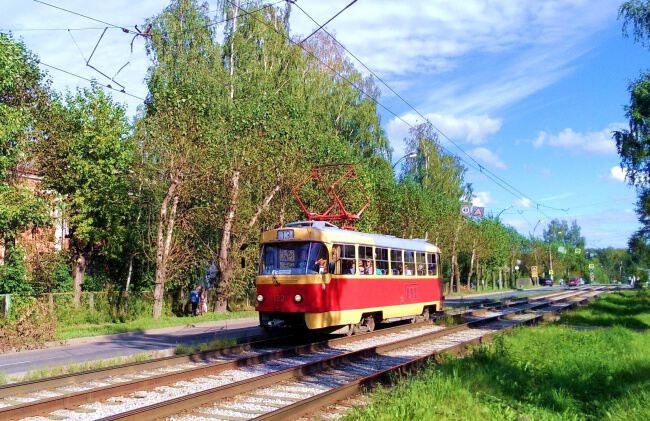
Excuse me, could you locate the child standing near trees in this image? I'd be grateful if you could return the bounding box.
[199,287,208,315]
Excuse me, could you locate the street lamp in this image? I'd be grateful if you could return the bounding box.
[392,151,418,170]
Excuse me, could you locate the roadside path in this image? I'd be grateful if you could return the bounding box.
[0,317,259,377]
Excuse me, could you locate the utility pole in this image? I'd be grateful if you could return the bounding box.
[549,246,554,281]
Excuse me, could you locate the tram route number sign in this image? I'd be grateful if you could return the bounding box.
[277,229,294,240]
[531,266,538,278]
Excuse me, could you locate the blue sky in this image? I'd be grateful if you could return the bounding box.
[2,0,645,248]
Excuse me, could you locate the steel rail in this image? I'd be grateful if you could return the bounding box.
[0,287,603,420]
[0,286,567,400]
[98,288,603,421]
[254,288,611,421]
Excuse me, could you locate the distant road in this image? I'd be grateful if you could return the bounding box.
[444,286,561,308]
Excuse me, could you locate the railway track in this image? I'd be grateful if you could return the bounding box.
[1,286,610,421]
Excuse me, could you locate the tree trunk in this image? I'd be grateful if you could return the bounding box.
[216,170,241,313]
[153,177,179,319]
[450,223,461,292]
[71,250,86,309]
[229,0,239,100]
[467,239,477,288]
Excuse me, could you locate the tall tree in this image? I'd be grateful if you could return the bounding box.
[0,33,50,271]
[35,86,133,307]
[615,1,650,245]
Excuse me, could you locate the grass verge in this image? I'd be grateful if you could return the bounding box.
[345,290,650,421]
[174,337,238,355]
[559,289,650,329]
[56,311,256,340]
[1,351,162,385]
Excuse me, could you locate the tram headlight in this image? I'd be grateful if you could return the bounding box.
[294,294,303,303]
[257,294,264,303]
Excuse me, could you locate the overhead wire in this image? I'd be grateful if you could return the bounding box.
[290,2,579,229]
[291,2,543,207]
[28,1,629,235]
[39,61,145,100]
[224,0,538,210]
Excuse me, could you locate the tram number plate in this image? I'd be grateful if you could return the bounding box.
[406,285,417,300]
[277,229,294,240]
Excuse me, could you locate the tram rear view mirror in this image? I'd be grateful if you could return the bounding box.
[241,257,246,268]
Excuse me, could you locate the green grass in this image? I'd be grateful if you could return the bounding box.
[559,290,650,329]
[56,311,256,340]
[0,351,159,384]
[174,337,238,355]
[345,290,650,421]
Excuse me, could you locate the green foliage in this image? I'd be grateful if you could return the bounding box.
[30,252,73,293]
[620,0,650,48]
[560,290,650,329]
[0,245,32,294]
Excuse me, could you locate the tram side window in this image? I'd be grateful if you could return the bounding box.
[404,251,415,276]
[416,252,426,276]
[427,252,438,276]
[333,244,356,275]
[375,248,389,275]
[390,249,403,275]
[359,245,374,275]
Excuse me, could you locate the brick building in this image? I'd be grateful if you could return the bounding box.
[0,165,68,265]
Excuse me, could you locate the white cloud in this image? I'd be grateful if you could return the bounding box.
[8,0,617,119]
[385,112,502,161]
[426,114,502,144]
[472,191,492,207]
[610,166,627,183]
[469,147,506,169]
[517,197,533,208]
[533,123,624,155]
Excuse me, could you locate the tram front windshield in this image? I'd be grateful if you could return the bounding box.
[260,242,328,275]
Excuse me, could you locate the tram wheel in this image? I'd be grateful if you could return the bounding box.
[422,307,430,321]
[364,314,376,332]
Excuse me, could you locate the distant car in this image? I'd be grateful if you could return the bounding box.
[568,278,579,287]
[542,278,553,286]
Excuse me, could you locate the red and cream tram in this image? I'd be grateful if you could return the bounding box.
[255,221,443,334]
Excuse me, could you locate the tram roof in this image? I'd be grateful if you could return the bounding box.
[271,221,440,253]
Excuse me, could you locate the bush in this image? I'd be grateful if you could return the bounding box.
[0,297,56,351]
[0,245,33,294]
[30,251,73,293]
